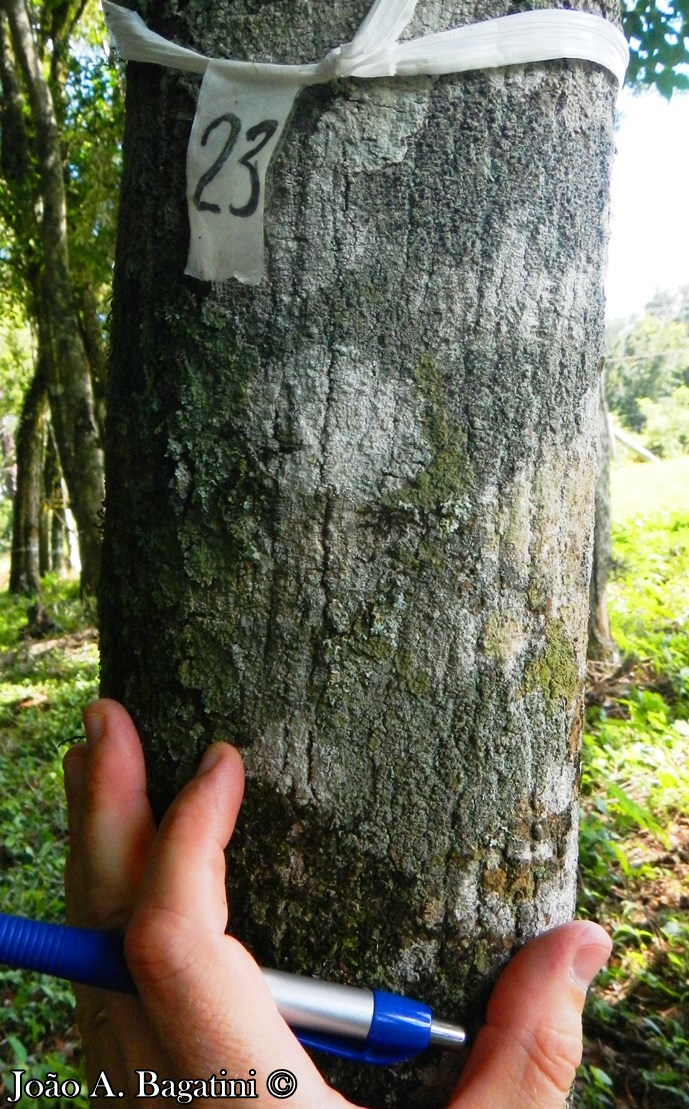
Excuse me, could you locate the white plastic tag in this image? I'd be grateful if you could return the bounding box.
[186,65,302,283]
[102,0,629,284]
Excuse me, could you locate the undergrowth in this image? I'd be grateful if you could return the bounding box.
[0,569,97,1107]
[577,458,689,1107]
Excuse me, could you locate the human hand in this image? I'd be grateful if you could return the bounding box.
[64,699,611,1107]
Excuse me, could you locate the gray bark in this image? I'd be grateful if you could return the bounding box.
[101,2,620,1104]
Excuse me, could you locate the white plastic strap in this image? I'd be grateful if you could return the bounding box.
[103,1,628,284]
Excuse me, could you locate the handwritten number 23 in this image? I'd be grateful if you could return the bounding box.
[193,113,278,219]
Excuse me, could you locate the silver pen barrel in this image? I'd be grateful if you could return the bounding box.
[262,969,466,1051]
[262,968,374,1040]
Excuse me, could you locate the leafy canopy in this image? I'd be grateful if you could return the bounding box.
[623,0,689,97]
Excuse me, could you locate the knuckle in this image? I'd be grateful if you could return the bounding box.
[124,907,196,986]
[519,1020,581,1100]
[522,1021,582,1098]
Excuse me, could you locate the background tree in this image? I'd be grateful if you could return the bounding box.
[7,360,45,593]
[591,286,689,658]
[588,376,618,662]
[0,311,31,553]
[637,385,689,456]
[606,312,689,431]
[0,0,120,595]
[100,1,621,1104]
[585,2,689,657]
[644,284,689,324]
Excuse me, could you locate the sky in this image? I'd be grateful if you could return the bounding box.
[605,86,689,321]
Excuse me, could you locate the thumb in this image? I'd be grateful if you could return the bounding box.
[450,921,611,1109]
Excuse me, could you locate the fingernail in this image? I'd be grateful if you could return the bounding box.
[571,943,611,992]
[197,745,222,776]
[84,711,104,746]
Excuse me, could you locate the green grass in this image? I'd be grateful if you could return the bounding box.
[0,568,97,1107]
[610,455,689,523]
[609,457,689,691]
[577,458,689,1107]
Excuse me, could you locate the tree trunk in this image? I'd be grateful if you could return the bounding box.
[101,3,620,1104]
[9,364,46,595]
[75,283,109,443]
[588,375,617,661]
[40,428,65,577]
[2,0,105,597]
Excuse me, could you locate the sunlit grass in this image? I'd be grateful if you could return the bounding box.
[610,455,689,524]
[578,458,689,1107]
[0,572,97,1107]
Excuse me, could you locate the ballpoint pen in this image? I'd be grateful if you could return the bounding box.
[0,911,466,1065]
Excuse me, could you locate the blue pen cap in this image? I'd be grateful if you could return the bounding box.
[294,988,433,1064]
[370,989,432,1055]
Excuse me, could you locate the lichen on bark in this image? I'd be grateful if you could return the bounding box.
[523,617,581,710]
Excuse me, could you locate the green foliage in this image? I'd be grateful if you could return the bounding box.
[62,17,123,301]
[606,293,689,460]
[0,570,90,648]
[578,459,689,1105]
[0,0,121,296]
[0,572,97,1106]
[623,0,689,98]
[0,498,12,549]
[606,313,689,433]
[0,312,32,422]
[637,385,689,457]
[608,461,689,680]
[0,317,31,545]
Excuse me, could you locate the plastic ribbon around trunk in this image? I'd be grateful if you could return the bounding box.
[102,1,629,284]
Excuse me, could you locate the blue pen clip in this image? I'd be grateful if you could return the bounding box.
[295,990,433,1064]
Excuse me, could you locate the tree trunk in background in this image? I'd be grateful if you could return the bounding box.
[76,284,109,443]
[588,375,618,661]
[101,2,620,1104]
[40,430,65,577]
[2,0,105,597]
[9,365,46,595]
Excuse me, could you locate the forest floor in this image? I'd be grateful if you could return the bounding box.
[576,456,689,1108]
[0,571,98,1107]
[0,457,688,1107]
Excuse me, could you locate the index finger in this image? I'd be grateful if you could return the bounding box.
[63,699,156,929]
[124,744,351,1107]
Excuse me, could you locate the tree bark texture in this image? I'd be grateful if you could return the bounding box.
[101,2,620,1104]
[588,375,617,661]
[9,364,46,595]
[39,429,66,577]
[2,0,105,596]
